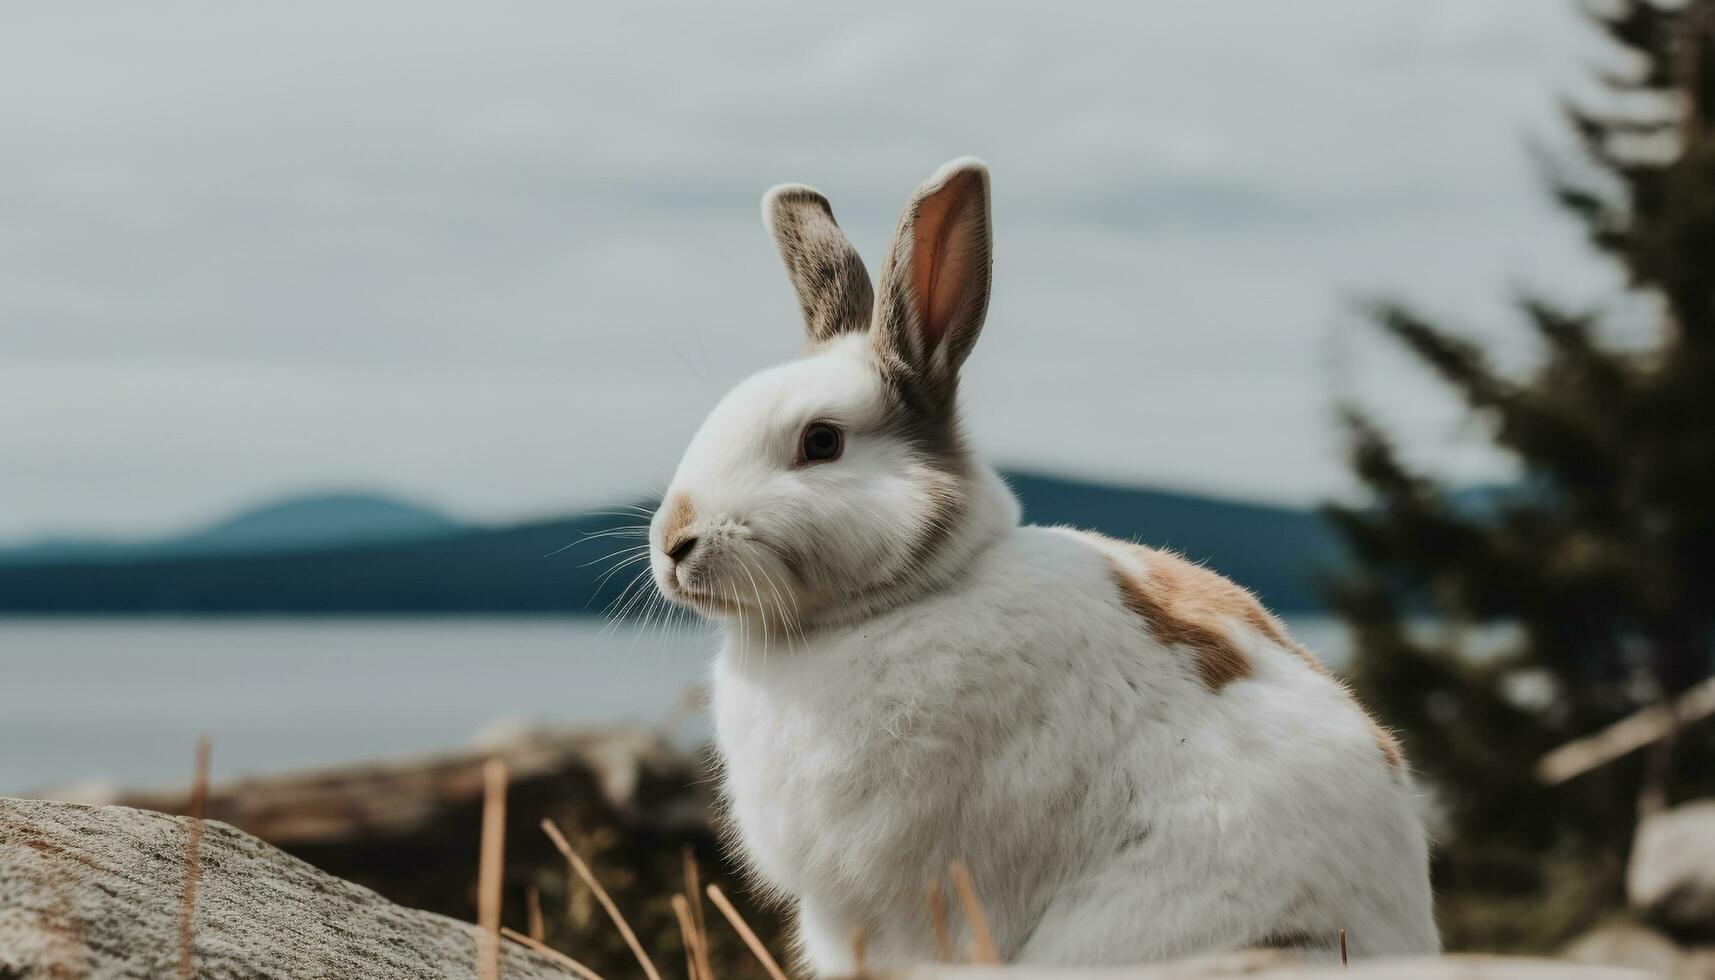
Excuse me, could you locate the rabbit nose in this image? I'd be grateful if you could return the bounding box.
[666,534,700,565]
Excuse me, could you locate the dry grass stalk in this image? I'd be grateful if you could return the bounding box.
[1537,674,1715,784]
[706,884,788,980]
[528,883,546,943]
[671,896,697,980]
[671,894,708,980]
[541,818,664,980]
[187,737,211,820]
[502,926,607,980]
[850,924,867,976]
[477,758,508,980]
[925,879,952,963]
[682,847,708,954]
[681,850,715,980]
[1339,928,1348,967]
[947,860,999,965]
[177,735,210,980]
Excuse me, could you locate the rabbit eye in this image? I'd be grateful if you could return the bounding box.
[799,422,843,464]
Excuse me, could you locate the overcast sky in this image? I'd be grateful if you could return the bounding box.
[0,1,1621,543]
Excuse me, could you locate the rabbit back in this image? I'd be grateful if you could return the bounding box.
[712,521,1436,973]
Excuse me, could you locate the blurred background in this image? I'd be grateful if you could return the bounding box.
[5,0,1713,968]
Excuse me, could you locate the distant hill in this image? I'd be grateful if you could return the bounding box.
[0,493,465,565]
[0,472,1345,615]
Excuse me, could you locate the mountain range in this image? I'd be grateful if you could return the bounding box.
[0,471,1346,614]
[0,493,461,565]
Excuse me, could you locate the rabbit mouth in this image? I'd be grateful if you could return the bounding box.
[672,578,808,630]
[669,584,750,616]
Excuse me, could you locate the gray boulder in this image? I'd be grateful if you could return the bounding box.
[0,796,572,979]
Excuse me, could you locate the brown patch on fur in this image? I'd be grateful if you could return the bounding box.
[1108,546,1267,691]
[1372,722,1406,769]
[660,493,696,556]
[903,463,967,569]
[1097,533,1407,771]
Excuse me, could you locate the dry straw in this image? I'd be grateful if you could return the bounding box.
[477,758,508,980]
[541,818,663,980]
[177,736,210,980]
[681,849,714,980]
[682,846,710,964]
[527,882,546,943]
[671,894,708,980]
[707,883,789,980]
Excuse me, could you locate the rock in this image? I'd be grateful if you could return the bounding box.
[1630,800,1715,937]
[28,726,793,980]
[1564,921,1685,974]
[0,796,572,979]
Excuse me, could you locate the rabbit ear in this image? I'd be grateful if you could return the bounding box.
[763,184,875,344]
[874,158,992,400]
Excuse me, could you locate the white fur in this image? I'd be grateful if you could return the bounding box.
[650,162,1438,974]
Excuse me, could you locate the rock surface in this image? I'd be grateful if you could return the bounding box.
[0,796,572,979]
[1630,800,1715,938]
[28,725,789,980]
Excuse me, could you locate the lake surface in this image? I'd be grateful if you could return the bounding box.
[0,615,1350,795]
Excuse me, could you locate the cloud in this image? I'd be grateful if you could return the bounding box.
[0,0,1606,540]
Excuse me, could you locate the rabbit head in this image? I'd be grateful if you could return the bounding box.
[650,158,1017,632]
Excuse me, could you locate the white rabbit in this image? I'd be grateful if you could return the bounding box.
[649,158,1437,974]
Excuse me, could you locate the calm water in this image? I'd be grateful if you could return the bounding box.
[0,616,1349,795]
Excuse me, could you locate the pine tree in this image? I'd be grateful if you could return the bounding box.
[1327,0,1715,951]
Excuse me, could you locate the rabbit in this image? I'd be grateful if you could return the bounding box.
[648,158,1438,974]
